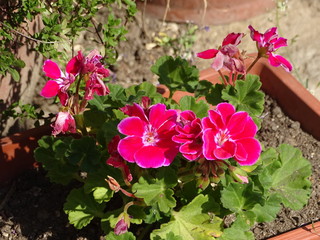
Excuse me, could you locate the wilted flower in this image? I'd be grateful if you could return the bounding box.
[51,111,76,136]
[117,103,179,168]
[202,103,261,165]
[197,32,245,73]
[248,25,292,72]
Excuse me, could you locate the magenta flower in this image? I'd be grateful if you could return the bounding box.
[248,25,292,72]
[106,135,132,183]
[117,103,179,168]
[202,103,261,165]
[41,59,78,105]
[172,110,203,161]
[82,50,110,100]
[51,111,77,136]
[197,32,245,73]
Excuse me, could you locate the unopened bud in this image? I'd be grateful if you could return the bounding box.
[229,166,249,184]
[106,176,120,192]
[196,176,210,190]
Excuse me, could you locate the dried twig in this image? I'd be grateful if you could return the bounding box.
[0,20,57,44]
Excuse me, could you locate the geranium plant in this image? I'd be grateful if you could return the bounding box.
[34,26,311,240]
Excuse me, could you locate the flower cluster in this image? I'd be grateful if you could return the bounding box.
[41,50,110,135]
[197,25,292,85]
[116,101,261,169]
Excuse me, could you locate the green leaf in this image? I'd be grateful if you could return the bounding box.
[179,96,210,118]
[8,68,20,82]
[68,136,102,172]
[151,56,199,94]
[34,136,78,185]
[132,167,177,213]
[249,194,282,223]
[151,194,223,240]
[219,214,254,240]
[259,144,312,210]
[105,231,136,240]
[221,182,264,213]
[64,188,106,229]
[84,167,117,203]
[222,75,264,126]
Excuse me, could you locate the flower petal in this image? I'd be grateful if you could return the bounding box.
[197,49,219,59]
[216,103,235,126]
[273,37,288,49]
[214,141,236,159]
[202,129,217,160]
[43,60,62,79]
[211,51,225,71]
[66,55,82,75]
[41,80,60,98]
[234,138,261,165]
[268,53,292,72]
[227,111,248,135]
[118,117,146,136]
[118,136,143,163]
[222,32,243,46]
[135,146,165,168]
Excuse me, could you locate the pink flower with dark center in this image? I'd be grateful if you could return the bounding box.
[202,103,261,165]
[117,103,179,168]
[197,32,245,73]
[172,110,204,161]
[41,59,78,106]
[248,25,292,72]
[106,135,132,183]
[51,111,77,136]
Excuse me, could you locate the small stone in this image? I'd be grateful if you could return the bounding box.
[290,121,300,130]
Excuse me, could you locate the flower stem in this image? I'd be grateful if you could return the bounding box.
[218,70,228,86]
[246,55,261,74]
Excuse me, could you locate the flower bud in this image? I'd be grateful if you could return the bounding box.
[114,213,130,235]
[196,176,210,190]
[106,176,120,192]
[229,166,249,184]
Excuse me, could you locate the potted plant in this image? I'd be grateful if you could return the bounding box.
[25,24,316,240]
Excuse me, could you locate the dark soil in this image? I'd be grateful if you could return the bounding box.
[1,7,320,240]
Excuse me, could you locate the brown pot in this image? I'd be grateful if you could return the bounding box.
[0,125,51,184]
[159,56,320,142]
[268,221,320,240]
[136,0,275,25]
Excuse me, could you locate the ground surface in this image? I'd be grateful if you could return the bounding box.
[1,0,320,239]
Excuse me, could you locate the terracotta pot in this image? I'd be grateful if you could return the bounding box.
[136,0,275,25]
[0,125,51,184]
[159,56,320,141]
[268,221,320,240]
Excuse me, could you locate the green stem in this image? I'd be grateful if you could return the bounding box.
[246,55,261,74]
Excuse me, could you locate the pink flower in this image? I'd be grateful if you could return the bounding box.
[172,110,203,161]
[117,103,179,168]
[248,25,292,72]
[51,111,77,136]
[41,59,78,105]
[82,50,110,100]
[197,32,245,73]
[106,135,132,183]
[202,103,261,165]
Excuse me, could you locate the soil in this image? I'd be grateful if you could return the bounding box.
[1,0,320,239]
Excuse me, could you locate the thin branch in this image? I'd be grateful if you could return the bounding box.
[0,20,57,44]
[91,18,104,46]
[162,0,170,25]
[201,0,208,27]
